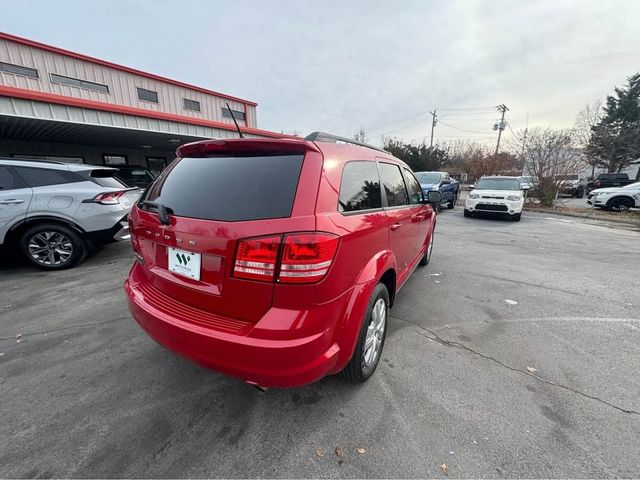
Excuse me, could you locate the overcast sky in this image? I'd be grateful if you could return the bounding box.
[2,0,639,147]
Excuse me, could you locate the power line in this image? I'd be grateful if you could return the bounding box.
[438,120,494,135]
[438,106,495,111]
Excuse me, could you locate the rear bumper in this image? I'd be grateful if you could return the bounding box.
[85,215,129,244]
[124,263,360,387]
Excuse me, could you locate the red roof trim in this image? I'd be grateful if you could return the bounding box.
[0,85,293,139]
[0,31,258,107]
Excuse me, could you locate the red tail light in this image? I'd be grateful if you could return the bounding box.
[232,232,339,284]
[279,233,339,284]
[233,235,281,281]
[86,190,126,205]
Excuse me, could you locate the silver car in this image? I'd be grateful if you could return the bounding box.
[0,158,140,269]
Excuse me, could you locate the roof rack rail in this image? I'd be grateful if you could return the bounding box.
[0,156,67,165]
[305,131,388,154]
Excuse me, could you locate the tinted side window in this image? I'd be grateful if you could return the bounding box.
[338,161,382,213]
[0,166,27,190]
[14,167,81,187]
[403,168,423,205]
[379,163,408,207]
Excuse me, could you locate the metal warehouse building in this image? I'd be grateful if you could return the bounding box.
[0,32,287,174]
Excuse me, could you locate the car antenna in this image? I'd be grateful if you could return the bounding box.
[226,102,245,138]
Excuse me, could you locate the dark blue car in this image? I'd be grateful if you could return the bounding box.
[415,171,460,212]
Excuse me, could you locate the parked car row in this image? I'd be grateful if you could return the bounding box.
[2,134,444,389]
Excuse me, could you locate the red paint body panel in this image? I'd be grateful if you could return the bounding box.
[125,138,436,387]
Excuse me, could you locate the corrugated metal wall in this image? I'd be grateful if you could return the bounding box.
[0,38,258,128]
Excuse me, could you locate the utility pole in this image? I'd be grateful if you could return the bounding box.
[428,109,437,148]
[494,104,509,154]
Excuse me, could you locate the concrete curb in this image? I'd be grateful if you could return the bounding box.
[526,207,640,227]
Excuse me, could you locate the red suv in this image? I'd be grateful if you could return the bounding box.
[124,133,441,387]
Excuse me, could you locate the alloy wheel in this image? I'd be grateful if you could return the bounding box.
[363,298,387,366]
[28,231,74,266]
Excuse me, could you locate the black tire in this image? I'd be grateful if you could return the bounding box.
[419,230,434,266]
[447,195,456,209]
[19,223,87,270]
[464,209,472,218]
[606,196,634,212]
[342,283,390,383]
[574,187,584,198]
[511,213,522,222]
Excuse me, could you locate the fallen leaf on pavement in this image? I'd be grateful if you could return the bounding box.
[503,299,518,305]
[335,447,344,464]
[440,463,449,476]
[15,333,22,339]
[356,447,366,454]
[526,366,537,373]
[315,449,324,458]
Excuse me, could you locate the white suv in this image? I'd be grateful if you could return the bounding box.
[464,176,526,221]
[0,158,141,269]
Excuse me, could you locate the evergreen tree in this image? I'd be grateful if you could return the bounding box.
[587,73,640,173]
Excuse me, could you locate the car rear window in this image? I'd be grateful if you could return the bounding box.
[144,155,304,221]
[77,169,130,188]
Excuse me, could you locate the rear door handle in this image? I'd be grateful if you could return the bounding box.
[0,199,25,204]
[390,222,402,231]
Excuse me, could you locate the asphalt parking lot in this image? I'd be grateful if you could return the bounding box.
[1,209,639,478]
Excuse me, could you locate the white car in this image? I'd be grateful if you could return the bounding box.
[464,176,527,221]
[587,182,640,211]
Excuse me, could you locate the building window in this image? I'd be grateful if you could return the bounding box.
[137,87,158,103]
[0,61,39,79]
[222,107,246,122]
[183,98,201,112]
[146,157,167,176]
[12,154,84,164]
[50,73,109,94]
[103,154,127,165]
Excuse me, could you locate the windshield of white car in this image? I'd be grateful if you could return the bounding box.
[415,172,441,184]
[475,178,520,190]
[621,182,640,189]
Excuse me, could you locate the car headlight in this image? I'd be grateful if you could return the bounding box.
[507,195,521,201]
[468,193,480,199]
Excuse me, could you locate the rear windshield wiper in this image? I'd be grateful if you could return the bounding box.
[140,200,173,225]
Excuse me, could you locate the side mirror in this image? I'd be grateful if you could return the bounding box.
[423,190,442,205]
[440,179,451,185]
[521,184,531,191]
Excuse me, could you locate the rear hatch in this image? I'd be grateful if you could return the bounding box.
[132,141,321,323]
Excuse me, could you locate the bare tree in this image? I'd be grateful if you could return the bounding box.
[573,100,603,147]
[524,127,585,206]
[572,100,603,177]
[354,128,368,143]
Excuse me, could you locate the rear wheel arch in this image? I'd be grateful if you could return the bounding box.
[378,269,397,307]
[7,216,86,247]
